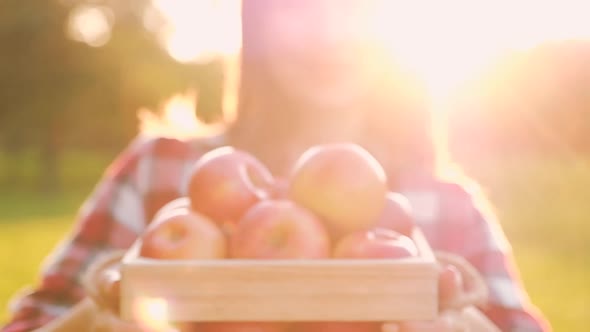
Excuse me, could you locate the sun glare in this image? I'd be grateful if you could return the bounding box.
[138,91,226,139]
[150,0,242,63]
[150,0,590,104]
[370,0,590,107]
[67,4,114,47]
[133,297,173,331]
[147,0,590,140]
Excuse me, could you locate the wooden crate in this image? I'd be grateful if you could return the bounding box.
[120,229,438,323]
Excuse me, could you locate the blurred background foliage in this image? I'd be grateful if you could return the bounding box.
[0,0,224,192]
[448,40,590,161]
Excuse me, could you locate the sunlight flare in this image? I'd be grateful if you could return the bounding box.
[150,0,590,103]
[147,0,590,132]
[138,91,226,139]
[67,5,114,47]
[133,297,173,331]
[150,0,242,63]
[371,0,590,106]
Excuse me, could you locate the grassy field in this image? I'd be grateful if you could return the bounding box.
[459,155,590,331]
[0,150,588,330]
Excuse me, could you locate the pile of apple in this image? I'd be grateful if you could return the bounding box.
[137,143,463,332]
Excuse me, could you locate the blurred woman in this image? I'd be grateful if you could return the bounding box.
[2,1,550,331]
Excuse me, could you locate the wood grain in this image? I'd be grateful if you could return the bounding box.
[120,230,438,322]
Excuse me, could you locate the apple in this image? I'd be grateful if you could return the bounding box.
[292,322,381,332]
[229,200,331,259]
[139,208,227,259]
[438,263,464,305]
[374,192,415,237]
[186,146,275,225]
[333,228,418,259]
[288,143,388,237]
[151,196,191,224]
[195,322,289,332]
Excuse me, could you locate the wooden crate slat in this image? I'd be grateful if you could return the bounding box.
[120,229,438,322]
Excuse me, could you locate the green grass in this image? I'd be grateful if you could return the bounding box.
[0,205,75,316]
[0,151,589,331]
[459,155,590,331]
[0,149,114,323]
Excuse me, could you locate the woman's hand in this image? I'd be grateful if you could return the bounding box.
[381,251,501,332]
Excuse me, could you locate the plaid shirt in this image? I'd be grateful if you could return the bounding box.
[1,135,551,332]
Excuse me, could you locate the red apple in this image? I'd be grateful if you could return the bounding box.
[333,228,418,259]
[288,143,388,237]
[229,200,330,259]
[151,196,191,224]
[292,322,380,332]
[187,146,274,225]
[195,322,289,332]
[438,263,464,305]
[140,208,227,259]
[374,192,415,237]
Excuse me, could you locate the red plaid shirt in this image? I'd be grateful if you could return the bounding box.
[1,135,551,332]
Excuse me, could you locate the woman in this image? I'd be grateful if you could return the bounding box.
[2,1,550,331]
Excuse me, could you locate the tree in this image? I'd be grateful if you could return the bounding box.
[0,0,225,192]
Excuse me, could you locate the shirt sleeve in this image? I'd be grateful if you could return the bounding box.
[438,183,552,332]
[1,136,152,332]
